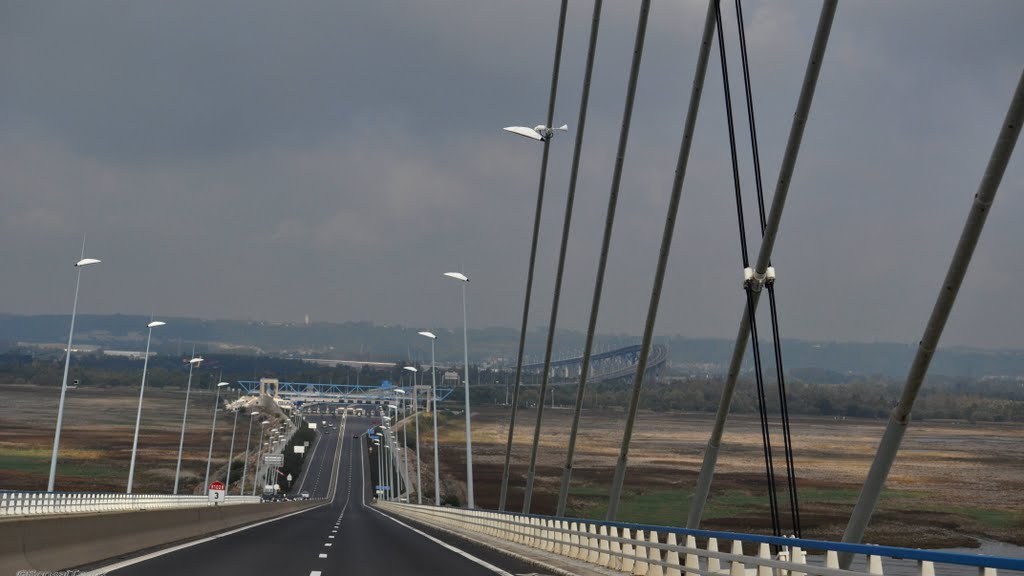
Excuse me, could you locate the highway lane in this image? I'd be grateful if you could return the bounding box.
[101,416,541,576]
[291,414,341,499]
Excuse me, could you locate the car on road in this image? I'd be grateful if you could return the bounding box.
[300,492,310,500]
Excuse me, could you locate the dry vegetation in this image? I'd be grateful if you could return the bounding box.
[0,384,272,495]
[421,405,1024,549]
[5,383,1021,550]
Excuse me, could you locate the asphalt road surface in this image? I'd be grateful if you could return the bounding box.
[98,416,543,576]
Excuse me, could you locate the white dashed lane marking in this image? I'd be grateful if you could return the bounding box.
[318,553,328,559]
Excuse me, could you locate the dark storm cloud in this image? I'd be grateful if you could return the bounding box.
[1,1,1022,350]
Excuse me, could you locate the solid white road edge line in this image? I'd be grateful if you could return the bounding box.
[366,506,514,576]
[294,426,323,494]
[357,441,512,576]
[83,503,327,575]
[91,416,351,575]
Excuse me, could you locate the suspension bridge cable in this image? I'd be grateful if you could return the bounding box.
[840,69,1023,569]
[687,0,837,531]
[713,0,781,536]
[522,0,580,514]
[498,0,570,512]
[733,0,801,537]
[604,0,717,521]
[553,0,606,518]
[532,0,652,521]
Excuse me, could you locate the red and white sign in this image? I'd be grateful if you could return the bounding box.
[208,481,226,503]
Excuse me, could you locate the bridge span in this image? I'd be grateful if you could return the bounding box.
[514,343,669,384]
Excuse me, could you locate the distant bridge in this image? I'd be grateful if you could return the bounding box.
[514,343,669,384]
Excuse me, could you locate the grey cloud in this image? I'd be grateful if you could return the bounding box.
[1,0,1022,352]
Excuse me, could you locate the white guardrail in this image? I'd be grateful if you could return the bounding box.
[379,503,1024,576]
[0,490,261,517]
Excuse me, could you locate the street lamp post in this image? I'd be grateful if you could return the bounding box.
[173,352,203,494]
[386,428,398,501]
[127,320,166,494]
[374,438,382,500]
[203,382,230,494]
[224,406,239,490]
[404,365,422,504]
[252,421,269,496]
[399,393,409,501]
[383,438,392,500]
[392,432,401,501]
[418,331,440,506]
[48,252,101,492]
[386,404,402,499]
[266,435,274,488]
[443,271,474,509]
[240,412,259,496]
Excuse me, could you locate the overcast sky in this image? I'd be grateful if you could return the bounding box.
[2,1,1022,350]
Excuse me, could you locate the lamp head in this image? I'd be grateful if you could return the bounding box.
[443,272,469,282]
[147,320,166,328]
[403,366,417,373]
[75,258,101,267]
[417,331,436,340]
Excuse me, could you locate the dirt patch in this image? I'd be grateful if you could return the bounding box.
[0,383,273,495]
[424,405,1024,548]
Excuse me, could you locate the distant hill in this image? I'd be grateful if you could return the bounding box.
[664,336,1024,380]
[1,313,1023,379]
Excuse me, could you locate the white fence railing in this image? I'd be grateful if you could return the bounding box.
[379,502,1024,576]
[0,490,261,518]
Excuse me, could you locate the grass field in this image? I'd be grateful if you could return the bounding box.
[0,383,282,495]
[4,384,1021,549]
[419,404,1024,549]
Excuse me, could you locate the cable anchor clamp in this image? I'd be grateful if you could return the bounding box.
[743,266,776,292]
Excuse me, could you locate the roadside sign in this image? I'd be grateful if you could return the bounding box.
[208,481,226,503]
[286,474,293,482]
[264,454,284,465]
[308,422,317,430]
[304,441,310,447]
[375,485,390,491]
[294,445,305,454]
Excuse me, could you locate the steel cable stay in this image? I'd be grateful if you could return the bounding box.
[713,0,803,537]
[686,0,837,533]
[712,0,781,536]
[732,0,802,537]
[498,0,570,513]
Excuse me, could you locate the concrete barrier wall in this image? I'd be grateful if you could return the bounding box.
[0,500,321,573]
